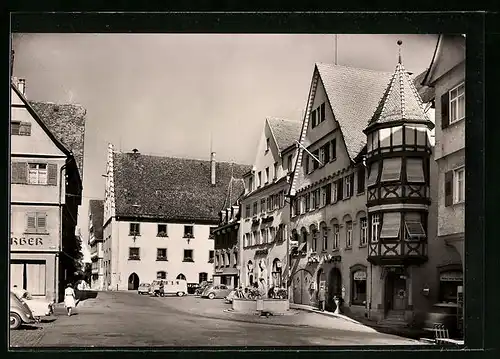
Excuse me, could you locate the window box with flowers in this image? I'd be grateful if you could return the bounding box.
[129,254,140,261]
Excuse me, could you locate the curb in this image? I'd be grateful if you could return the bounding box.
[289,304,364,325]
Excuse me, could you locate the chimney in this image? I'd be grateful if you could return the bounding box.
[18,78,26,96]
[210,152,216,185]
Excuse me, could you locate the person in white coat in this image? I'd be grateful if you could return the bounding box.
[64,283,76,316]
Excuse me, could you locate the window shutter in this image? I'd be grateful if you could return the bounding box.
[441,92,450,129]
[337,179,344,201]
[367,162,379,187]
[350,173,355,197]
[305,154,309,174]
[36,213,47,233]
[11,162,28,184]
[444,170,453,206]
[380,212,401,239]
[321,103,326,122]
[27,212,36,232]
[311,110,317,128]
[47,163,58,186]
[357,167,365,194]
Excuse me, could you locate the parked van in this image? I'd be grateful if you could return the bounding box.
[152,279,187,297]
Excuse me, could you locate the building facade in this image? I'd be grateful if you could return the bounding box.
[10,78,86,302]
[88,200,105,290]
[102,145,250,290]
[288,64,393,317]
[239,117,301,294]
[212,203,242,288]
[421,34,465,335]
[288,57,453,328]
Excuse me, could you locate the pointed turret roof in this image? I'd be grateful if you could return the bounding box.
[365,57,434,133]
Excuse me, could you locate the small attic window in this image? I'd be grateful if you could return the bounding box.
[266,138,270,152]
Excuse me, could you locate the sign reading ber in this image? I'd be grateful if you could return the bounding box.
[11,235,58,251]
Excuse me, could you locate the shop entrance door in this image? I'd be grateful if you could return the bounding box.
[327,268,342,312]
[292,270,312,304]
[385,271,407,312]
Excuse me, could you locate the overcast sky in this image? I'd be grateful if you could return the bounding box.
[12,33,438,261]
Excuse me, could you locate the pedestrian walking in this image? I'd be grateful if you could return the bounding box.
[318,284,326,312]
[64,283,76,316]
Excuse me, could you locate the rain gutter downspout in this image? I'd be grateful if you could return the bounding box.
[57,161,69,303]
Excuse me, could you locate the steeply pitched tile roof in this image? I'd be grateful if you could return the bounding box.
[315,63,393,161]
[29,101,86,180]
[89,199,104,240]
[413,69,435,103]
[366,62,434,131]
[112,152,251,222]
[267,117,302,153]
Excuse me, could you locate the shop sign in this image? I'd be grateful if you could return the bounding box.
[10,235,58,251]
[353,270,367,281]
[440,271,463,282]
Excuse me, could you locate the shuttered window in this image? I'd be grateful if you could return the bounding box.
[357,167,366,194]
[380,212,401,239]
[11,162,28,184]
[381,158,402,182]
[331,181,337,203]
[406,158,425,183]
[367,162,379,187]
[444,171,453,207]
[331,138,337,160]
[26,212,47,233]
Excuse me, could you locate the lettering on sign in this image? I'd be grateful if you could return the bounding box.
[11,237,44,246]
[353,271,367,281]
[439,271,463,282]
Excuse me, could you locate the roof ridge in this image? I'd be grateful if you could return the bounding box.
[315,62,393,75]
[114,151,251,166]
[29,100,87,108]
[267,116,301,123]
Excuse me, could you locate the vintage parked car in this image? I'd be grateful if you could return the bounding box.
[19,292,54,320]
[10,292,35,330]
[201,284,232,300]
[138,283,151,295]
[195,281,212,296]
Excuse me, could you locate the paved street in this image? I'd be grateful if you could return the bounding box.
[10,291,423,347]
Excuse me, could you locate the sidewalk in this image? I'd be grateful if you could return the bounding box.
[289,303,433,340]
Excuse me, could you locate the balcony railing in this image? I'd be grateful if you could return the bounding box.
[367,239,427,266]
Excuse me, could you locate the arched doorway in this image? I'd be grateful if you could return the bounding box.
[176,273,186,280]
[128,273,139,290]
[327,267,342,311]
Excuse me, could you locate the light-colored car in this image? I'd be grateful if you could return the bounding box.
[138,283,151,295]
[10,292,35,330]
[19,291,54,320]
[201,284,232,300]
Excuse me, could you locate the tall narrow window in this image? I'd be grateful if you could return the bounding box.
[274,162,278,179]
[344,175,353,198]
[311,109,317,128]
[331,181,338,203]
[449,83,465,124]
[305,194,310,212]
[258,172,262,187]
[331,138,337,160]
[312,150,320,170]
[360,217,368,246]
[253,202,258,216]
[346,221,353,248]
[266,138,270,152]
[320,103,326,122]
[332,225,340,249]
[314,189,320,209]
[311,230,318,252]
[371,214,380,243]
[322,226,328,251]
[357,167,366,194]
[265,167,270,183]
[454,167,465,203]
[287,155,293,173]
[261,198,266,214]
[248,176,253,192]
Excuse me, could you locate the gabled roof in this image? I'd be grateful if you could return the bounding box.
[112,152,251,222]
[267,117,302,153]
[422,35,466,87]
[89,199,104,240]
[315,64,393,161]
[29,101,86,180]
[365,61,434,132]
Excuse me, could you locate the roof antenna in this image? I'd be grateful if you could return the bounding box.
[397,39,403,64]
